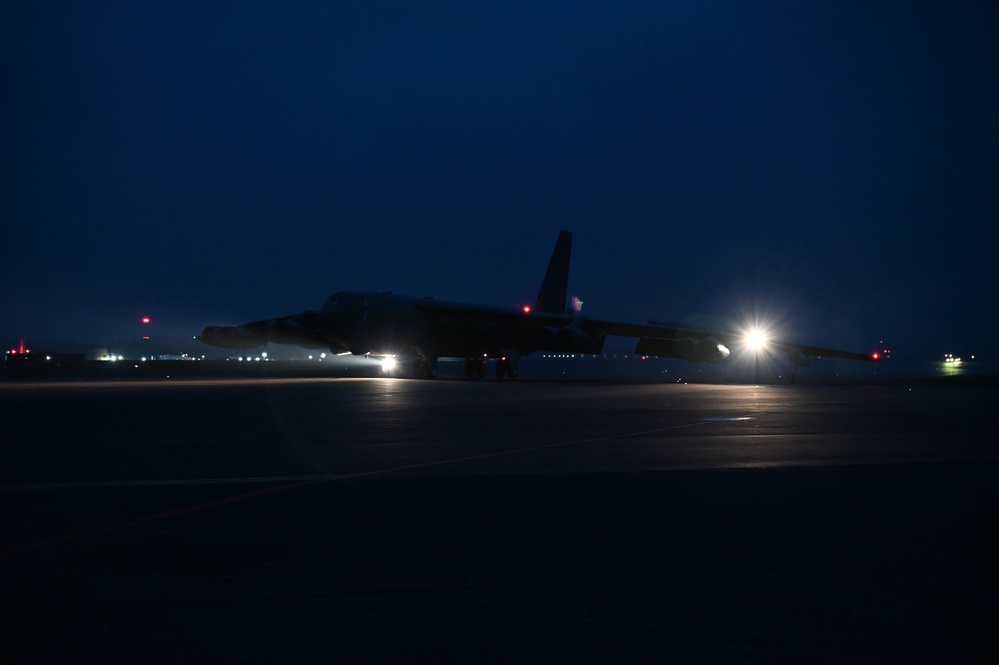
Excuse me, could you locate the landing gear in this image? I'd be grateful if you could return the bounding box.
[415,355,438,379]
[382,348,438,379]
[495,356,518,379]
[464,358,487,378]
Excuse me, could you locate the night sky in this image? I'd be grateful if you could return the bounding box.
[3,2,997,361]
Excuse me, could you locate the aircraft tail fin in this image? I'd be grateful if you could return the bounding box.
[534,230,572,313]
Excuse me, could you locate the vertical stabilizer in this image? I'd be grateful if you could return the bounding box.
[533,230,572,313]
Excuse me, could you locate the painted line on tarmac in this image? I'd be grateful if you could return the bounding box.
[1,419,713,557]
[1,418,723,492]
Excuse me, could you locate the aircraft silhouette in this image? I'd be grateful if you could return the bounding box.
[201,231,878,380]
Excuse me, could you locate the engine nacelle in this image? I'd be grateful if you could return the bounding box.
[678,337,730,363]
[269,316,326,348]
[536,325,602,353]
[635,336,731,363]
[536,327,558,348]
[554,325,604,354]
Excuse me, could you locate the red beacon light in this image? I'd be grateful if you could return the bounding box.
[141,316,151,324]
[522,305,532,314]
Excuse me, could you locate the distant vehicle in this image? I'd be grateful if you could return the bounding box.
[201,231,878,379]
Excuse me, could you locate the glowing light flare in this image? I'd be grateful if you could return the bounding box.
[743,327,770,352]
[522,305,532,314]
[141,317,151,324]
[381,356,398,372]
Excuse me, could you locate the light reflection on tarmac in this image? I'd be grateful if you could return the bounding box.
[1,378,996,661]
[2,378,995,487]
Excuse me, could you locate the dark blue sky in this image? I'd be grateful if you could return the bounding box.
[3,1,997,359]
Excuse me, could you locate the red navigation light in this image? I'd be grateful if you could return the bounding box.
[872,352,880,361]
[522,305,531,314]
[141,316,151,324]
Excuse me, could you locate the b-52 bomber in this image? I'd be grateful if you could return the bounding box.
[200,231,879,380]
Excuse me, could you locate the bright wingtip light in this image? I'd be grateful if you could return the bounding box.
[745,327,769,352]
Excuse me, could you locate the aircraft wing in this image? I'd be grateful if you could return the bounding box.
[578,318,879,365]
[760,341,878,364]
[198,230,878,378]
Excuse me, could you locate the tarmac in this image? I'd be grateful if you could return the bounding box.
[1,377,996,662]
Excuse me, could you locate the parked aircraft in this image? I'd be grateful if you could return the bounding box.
[200,231,878,380]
